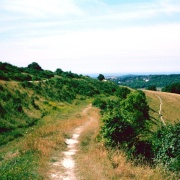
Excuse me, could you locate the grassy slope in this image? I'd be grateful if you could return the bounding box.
[0,95,91,178]
[0,76,179,179]
[75,107,178,180]
[0,78,92,179]
[74,90,180,180]
[144,90,180,125]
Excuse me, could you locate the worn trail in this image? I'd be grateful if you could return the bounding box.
[156,95,166,125]
[49,105,92,180]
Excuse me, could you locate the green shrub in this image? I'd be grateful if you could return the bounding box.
[92,97,107,110]
[152,122,180,171]
[115,86,131,99]
[99,90,154,162]
[100,108,135,147]
[0,71,9,80]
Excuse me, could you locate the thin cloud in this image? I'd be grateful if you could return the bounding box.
[1,0,83,18]
[0,0,180,74]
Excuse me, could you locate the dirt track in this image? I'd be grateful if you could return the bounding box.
[48,105,93,180]
[156,95,166,125]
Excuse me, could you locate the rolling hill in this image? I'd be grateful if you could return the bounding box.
[0,61,179,179]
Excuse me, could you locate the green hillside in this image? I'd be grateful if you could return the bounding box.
[0,62,179,179]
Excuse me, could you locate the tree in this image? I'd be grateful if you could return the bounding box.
[27,62,43,71]
[97,74,105,81]
[55,68,63,75]
[162,82,180,94]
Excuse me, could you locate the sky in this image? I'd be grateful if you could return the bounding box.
[0,0,180,75]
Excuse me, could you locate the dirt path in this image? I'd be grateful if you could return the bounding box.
[48,105,93,180]
[156,95,166,125]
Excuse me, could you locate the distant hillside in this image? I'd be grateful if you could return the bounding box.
[108,74,180,89]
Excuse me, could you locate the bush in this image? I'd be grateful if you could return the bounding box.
[152,122,180,171]
[92,97,107,110]
[0,71,9,80]
[99,90,154,163]
[115,86,130,99]
[100,108,135,147]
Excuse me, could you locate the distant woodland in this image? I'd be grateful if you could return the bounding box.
[110,74,180,90]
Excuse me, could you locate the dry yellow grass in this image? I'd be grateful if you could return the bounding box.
[75,107,178,180]
[0,96,90,178]
[36,104,91,177]
[144,90,180,125]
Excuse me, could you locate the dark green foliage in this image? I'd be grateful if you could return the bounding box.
[92,97,107,110]
[0,71,9,80]
[27,62,43,71]
[21,81,35,88]
[55,68,82,79]
[0,62,19,73]
[152,122,180,171]
[24,64,54,80]
[55,68,63,75]
[146,85,157,91]
[115,86,131,99]
[162,82,180,94]
[97,74,105,81]
[112,74,180,89]
[0,62,121,146]
[98,91,154,163]
[99,91,150,142]
[98,89,179,171]
[121,90,150,130]
[0,61,55,81]
[100,107,136,146]
[0,62,20,81]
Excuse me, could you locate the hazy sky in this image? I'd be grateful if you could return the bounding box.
[0,0,180,75]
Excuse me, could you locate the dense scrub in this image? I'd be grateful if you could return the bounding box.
[93,89,180,172]
[0,70,119,146]
[152,122,180,172]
